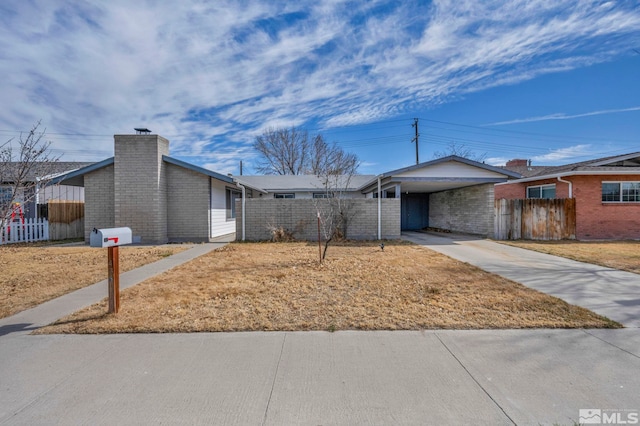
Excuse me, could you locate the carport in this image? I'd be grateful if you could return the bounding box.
[359,156,521,235]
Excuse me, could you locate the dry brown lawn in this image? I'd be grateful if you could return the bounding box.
[38,241,619,334]
[1,244,187,318]
[499,240,640,274]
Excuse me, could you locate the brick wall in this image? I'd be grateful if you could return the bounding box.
[84,165,115,241]
[236,198,400,241]
[572,175,640,240]
[114,135,169,244]
[495,178,571,199]
[166,163,210,242]
[429,184,495,236]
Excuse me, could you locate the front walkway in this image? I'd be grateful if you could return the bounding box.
[402,231,640,328]
[0,243,226,337]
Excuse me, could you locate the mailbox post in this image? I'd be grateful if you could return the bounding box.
[90,227,133,314]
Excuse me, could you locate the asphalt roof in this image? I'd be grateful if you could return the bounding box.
[235,174,375,192]
[502,152,640,179]
[1,161,94,183]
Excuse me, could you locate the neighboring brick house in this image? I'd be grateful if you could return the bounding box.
[496,153,640,240]
[53,133,247,244]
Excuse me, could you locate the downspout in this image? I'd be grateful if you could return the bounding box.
[377,176,382,240]
[35,177,40,221]
[557,176,572,198]
[236,182,246,241]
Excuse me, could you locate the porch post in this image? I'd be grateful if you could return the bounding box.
[237,183,246,241]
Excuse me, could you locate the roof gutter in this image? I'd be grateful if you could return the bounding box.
[377,176,382,240]
[495,169,640,185]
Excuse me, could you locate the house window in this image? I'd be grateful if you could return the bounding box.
[226,188,241,219]
[602,182,640,202]
[313,192,333,199]
[0,187,12,208]
[274,193,294,199]
[526,184,556,199]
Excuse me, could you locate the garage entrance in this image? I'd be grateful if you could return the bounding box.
[360,156,521,237]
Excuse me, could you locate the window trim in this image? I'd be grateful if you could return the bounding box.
[312,192,333,199]
[274,193,295,199]
[602,181,640,203]
[526,183,556,199]
[225,187,241,219]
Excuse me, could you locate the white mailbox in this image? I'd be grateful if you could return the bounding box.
[90,227,133,248]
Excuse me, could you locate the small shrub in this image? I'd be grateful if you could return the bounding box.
[269,226,295,242]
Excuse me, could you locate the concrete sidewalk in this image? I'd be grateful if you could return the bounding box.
[0,243,225,337]
[1,329,639,425]
[402,231,640,328]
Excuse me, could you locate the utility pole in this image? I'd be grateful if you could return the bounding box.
[411,118,419,164]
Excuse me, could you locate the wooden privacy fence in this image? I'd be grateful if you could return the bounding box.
[494,198,576,240]
[47,201,85,240]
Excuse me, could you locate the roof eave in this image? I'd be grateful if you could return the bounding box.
[495,169,640,185]
[589,152,640,167]
[232,178,269,194]
[379,156,522,179]
[162,156,233,183]
[48,157,115,186]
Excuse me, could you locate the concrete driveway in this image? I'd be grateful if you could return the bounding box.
[402,231,640,328]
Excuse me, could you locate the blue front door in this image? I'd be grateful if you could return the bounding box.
[401,194,429,230]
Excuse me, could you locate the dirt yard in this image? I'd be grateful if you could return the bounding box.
[0,244,187,318]
[38,241,619,334]
[499,240,640,274]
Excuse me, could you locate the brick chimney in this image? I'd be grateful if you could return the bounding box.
[113,133,169,244]
[506,159,528,167]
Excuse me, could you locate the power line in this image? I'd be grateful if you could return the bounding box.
[418,117,639,144]
[1,114,637,157]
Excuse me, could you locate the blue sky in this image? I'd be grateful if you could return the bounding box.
[1,0,639,175]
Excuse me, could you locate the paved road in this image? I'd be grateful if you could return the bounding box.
[1,238,639,425]
[402,231,640,328]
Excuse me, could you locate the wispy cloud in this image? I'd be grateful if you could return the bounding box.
[532,144,593,163]
[1,1,639,172]
[486,144,594,166]
[485,157,512,167]
[488,107,640,126]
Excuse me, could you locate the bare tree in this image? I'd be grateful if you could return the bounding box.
[314,172,358,261]
[433,141,487,163]
[0,122,59,230]
[309,134,359,176]
[253,126,359,175]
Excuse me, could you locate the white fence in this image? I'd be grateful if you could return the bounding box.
[0,218,50,245]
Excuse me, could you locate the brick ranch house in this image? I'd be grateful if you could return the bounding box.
[496,152,640,240]
[53,132,522,243]
[53,133,256,244]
